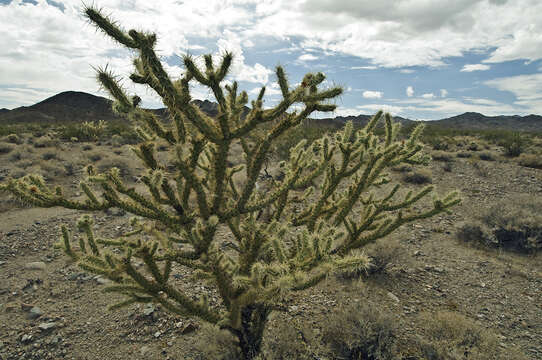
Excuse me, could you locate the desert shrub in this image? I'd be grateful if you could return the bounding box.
[478,151,495,161]
[39,162,66,179]
[41,151,57,160]
[111,134,124,146]
[467,141,479,151]
[431,151,453,162]
[482,197,542,253]
[366,238,401,274]
[96,156,132,178]
[424,136,450,151]
[0,142,14,155]
[82,144,94,151]
[403,168,432,184]
[517,153,542,169]
[469,158,489,177]
[6,134,23,144]
[456,223,491,246]
[59,120,107,142]
[501,132,527,157]
[442,162,453,172]
[9,150,23,162]
[458,196,542,253]
[322,303,396,360]
[456,152,472,158]
[63,162,77,176]
[33,136,58,148]
[194,324,243,360]
[108,121,139,144]
[272,123,333,160]
[87,152,103,162]
[261,321,314,359]
[413,311,527,360]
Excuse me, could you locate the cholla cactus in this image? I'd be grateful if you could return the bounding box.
[81,119,107,141]
[0,6,460,359]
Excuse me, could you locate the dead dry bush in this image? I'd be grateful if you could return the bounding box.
[410,311,527,360]
[517,153,542,170]
[431,151,453,162]
[478,151,496,161]
[193,324,242,360]
[457,196,542,253]
[0,142,14,155]
[260,321,314,359]
[456,152,472,158]
[403,168,432,184]
[33,135,59,148]
[322,303,396,360]
[366,238,402,274]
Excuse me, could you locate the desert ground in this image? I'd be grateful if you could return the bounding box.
[0,127,541,359]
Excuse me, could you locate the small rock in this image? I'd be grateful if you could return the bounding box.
[0,261,6,266]
[38,322,56,331]
[25,262,46,271]
[387,292,400,303]
[95,276,111,285]
[28,306,44,319]
[143,304,156,316]
[21,334,33,343]
[154,331,161,338]
[21,303,34,311]
[288,305,299,313]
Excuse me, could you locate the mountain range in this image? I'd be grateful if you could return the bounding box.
[1,91,541,132]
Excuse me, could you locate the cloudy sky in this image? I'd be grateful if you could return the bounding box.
[2,0,542,119]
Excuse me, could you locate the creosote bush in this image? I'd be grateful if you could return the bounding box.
[0,6,459,360]
[457,196,542,253]
[322,302,396,360]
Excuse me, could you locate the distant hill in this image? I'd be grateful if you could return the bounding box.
[2,91,541,133]
[431,112,542,132]
[0,91,121,124]
[317,112,542,133]
[0,92,245,125]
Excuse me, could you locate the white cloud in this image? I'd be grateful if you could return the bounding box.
[406,86,414,97]
[485,73,542,114]
[248,0,542,68]
[350,65,377,70]
[440,89,448,97]
[216,31,273,84]
[398,97,520,117]
[461,64,491,72]
[399,69,415,74]
[298,53,318,61]
[421,93,435,99]
[356,104,404,116]
[362,90,383,99]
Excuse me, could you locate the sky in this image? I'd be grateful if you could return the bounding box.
[2,0,542,120]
